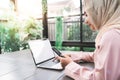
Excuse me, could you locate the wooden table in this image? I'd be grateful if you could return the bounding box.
[0,49,94,80]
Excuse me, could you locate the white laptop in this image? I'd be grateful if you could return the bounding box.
[28,39,63,70]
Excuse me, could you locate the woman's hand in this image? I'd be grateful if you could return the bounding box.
[56,55,73,68]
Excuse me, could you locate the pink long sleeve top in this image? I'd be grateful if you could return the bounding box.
[65,29,120,80]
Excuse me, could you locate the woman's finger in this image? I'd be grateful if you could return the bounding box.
[63,54,70,58]
[52,56,61,62]
[62,54,71,57]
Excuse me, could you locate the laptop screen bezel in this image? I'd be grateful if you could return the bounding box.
[28,39,56,66]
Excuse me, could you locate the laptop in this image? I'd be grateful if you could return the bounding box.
[28,39,63,70]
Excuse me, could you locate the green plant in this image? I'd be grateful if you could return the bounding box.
[42,0,47,14]
[0,16,43,52]
[68,23,80,40]
[1,16,21,52]
[4,27,20,52]
[20,17,43,49]
[82,24,97,42]
[62,46,80,51]
[0,1,43,52]
[83,47,95,52]
[0,22,8,53]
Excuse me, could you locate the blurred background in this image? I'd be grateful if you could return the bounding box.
[0,0,97,53]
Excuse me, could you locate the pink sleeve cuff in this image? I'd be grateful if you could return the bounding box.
[65,62,81,70]
[65,62,82,79]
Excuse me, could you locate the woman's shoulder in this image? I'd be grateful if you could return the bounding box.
[101,28,120,44]
[103,28,120,38]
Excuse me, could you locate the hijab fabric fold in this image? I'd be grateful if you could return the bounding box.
[83,0,120,46]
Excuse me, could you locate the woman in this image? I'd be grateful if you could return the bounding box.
[57,0,120,80]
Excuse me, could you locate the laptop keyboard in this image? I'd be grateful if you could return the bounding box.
[37,59,63,70]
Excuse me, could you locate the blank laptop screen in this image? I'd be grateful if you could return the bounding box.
[28,39,55,64]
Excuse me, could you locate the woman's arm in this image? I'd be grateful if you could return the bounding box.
[65,29,120,80]
[70,52,94,62]
[65,62,94,80]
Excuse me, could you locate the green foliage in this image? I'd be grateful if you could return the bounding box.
[42,0,47,14]
[68,23,80,40]
[0,1,43,52]
[0,17,43,52]
[0,22,8,51]
[0,17,21,52]
[82,24,98,42]
[23,17,42,40]
[58,46,95,52]
[21,17,43,49]
[62,47,80,51]
[67,23,97,42]
[83,47,95,52]
[4,27,20,52]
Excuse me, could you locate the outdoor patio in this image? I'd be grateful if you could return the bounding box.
[0,0,96,53]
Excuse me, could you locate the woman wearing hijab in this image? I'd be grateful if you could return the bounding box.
[57,0,120,80]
